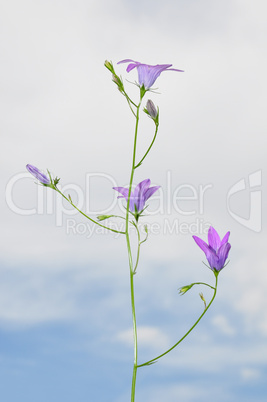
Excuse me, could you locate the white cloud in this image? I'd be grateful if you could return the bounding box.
[240,367,261,381]
[212,314,236,336]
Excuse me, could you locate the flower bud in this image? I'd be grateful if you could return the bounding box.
[97,215,113,221]
[178,283,194,295]
[104,60,114,73]
[26,164,51,186]
[146,99,158,119]
[112,74,124,92]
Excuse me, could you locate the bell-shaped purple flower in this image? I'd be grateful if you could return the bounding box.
[113,179,160,220]
[26,164,50,185]
[193,226,231,272]
[118,59,183,89]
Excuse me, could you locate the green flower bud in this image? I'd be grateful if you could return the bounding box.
[104,60,114,73]
[178,283,194,295]
[112,74,124,92]
[97,215,113,221]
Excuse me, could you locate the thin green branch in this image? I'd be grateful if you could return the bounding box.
[192,282,216,290]
[131,222,148,274]
[135,124,159,168]
[54,188,125,235]
[138,273,219,367]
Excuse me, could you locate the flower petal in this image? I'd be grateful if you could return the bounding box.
[117,59,138,72]
[143,185,160,202]
[217,243,231,269]
[138,64,172,88]
[192,235,210,255]
[112,186,129,200]
[221,231,230,245]
[206,249,219,271]
[208,226,221,252]
[126,63,139,73]
[131,179,151,212]
[117,59,135,64]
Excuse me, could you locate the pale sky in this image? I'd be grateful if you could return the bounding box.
[1,1,267,401]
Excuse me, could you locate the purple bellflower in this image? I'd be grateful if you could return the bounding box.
[26,164,50,185]
[113,179,160,221]
[118,59,183,89]
[193,226,231,272]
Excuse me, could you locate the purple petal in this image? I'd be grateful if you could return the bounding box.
[117,59,138,72]
[208,226,221,252]
[26,164,50,184]
[143,185,160,202]
[217,243,231,269]
[127,63,140,73]
[131,180,150,212]
[192,235,210,255]
[136,179,151,195]
[138,64,172,88]
[117,59,135,64]
[221,231,230,245]
[113,186,129,200]
[205,249,219,271]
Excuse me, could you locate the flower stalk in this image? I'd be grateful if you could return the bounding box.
[138,272,219,368]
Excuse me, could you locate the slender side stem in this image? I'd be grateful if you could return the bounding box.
[138,273,219,367]
[135,124,159,168]
[192,282,215,290]
[133,226,141,275]
[54,188,125,235]
[125,96,142,402]
[131,222,148,274]
[124,93,137,117]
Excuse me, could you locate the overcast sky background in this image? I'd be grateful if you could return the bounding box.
[1,0,267,401]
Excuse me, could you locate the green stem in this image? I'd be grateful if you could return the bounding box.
[192,282,215,290]
[135,123,159,168]
[54,188,125,235]
[132,222,141,275]
[125,95,142,402]
[131,222,148,274]
[138,273,219,367]
[130,269,138,401]
[124,93,137,117]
